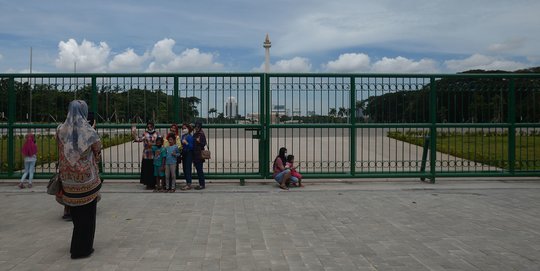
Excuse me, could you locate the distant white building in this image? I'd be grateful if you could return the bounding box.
[271,105,289,117]
[225,97,238,118]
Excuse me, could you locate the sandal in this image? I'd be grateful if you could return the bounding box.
[279,185,289,190]
[180,185,192,190]
[18,183,24,189]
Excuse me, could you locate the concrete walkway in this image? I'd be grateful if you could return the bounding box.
[1,179,539,270]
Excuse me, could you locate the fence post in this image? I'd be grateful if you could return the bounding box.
[7,76,15,177]
[420,136,430,181]
[508,78,516,174]
[262,74,271,178]
[91,76,98,115]
[349,76,356,176]
[429,77,437,183]
[174,76,179,123]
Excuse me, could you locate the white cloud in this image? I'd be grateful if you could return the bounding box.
[53,38,223,72]
[323,53,438,73]
[254,57,312,72]
[272,57,311,72]
[444,54,529,72]
[108,48,147,72]
[324,53,370,72]
[149,38,176,63]
[372,56,438,73]
[147,39,223,72]
[55,39,110,72]
[487,38,526,53]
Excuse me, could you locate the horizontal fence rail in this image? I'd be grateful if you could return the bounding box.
[1,73,539,182]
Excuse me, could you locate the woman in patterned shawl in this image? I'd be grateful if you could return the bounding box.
[56,100,102,259]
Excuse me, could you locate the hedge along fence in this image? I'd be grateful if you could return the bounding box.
[1,132,132,172]
[388,130,540,170]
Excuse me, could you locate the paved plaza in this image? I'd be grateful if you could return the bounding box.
[1,179,540,271]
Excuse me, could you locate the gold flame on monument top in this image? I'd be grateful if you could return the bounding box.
[263,34,271,48]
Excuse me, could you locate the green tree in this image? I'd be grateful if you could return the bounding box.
[208,107,217,123]
[338,107,348,118]
[328,108,337,117]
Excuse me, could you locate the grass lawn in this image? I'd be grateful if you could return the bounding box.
[1,133,132,172]
[387,130,540,170]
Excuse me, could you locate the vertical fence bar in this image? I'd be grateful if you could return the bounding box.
[263,74,270,178]
[349,76,357,176]
[429,77,437,183]
[7,76,15,177]
[508,78,516,174]
[173,76,179,123]
[91,76,98,114]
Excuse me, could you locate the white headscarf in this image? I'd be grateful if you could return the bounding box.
[57,100,100,166]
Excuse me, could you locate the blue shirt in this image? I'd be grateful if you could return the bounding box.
[152,145,166,166]
[165,145,180,165]
[181,134,194,152]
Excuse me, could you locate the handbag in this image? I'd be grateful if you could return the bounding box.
[201,146,211,160]
[47,162,62,195]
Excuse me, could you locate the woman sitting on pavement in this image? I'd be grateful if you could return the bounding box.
[272,147,291,190]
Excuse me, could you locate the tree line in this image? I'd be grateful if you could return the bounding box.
[362,68,540,123]
[0,80,200,123]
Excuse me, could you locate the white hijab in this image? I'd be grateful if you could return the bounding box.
[57,100,100,166]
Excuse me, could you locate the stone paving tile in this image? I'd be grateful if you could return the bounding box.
[1,181,540,270]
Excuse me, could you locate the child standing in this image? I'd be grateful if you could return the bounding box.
[152,136,167,192]
[165,133,181,192]
[286,154,303,187]
[19,133,37,189]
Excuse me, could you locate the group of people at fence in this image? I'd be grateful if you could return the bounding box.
[131,121,304,191]
[132,121,207,192]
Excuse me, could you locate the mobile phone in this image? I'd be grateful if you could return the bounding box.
[88,111,95,126]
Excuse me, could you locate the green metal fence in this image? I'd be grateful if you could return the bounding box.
[1,73,539,182]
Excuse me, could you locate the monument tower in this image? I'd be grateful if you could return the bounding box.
[263,34,271,73]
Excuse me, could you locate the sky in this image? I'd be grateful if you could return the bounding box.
[1,0,539,74]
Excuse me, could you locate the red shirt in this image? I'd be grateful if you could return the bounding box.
[273,157,285,178]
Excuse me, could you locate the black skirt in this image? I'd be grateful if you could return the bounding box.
[70,199,97,258]
[140,159,155,188]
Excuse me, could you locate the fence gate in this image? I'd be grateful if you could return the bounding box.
[1,73,539,182]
